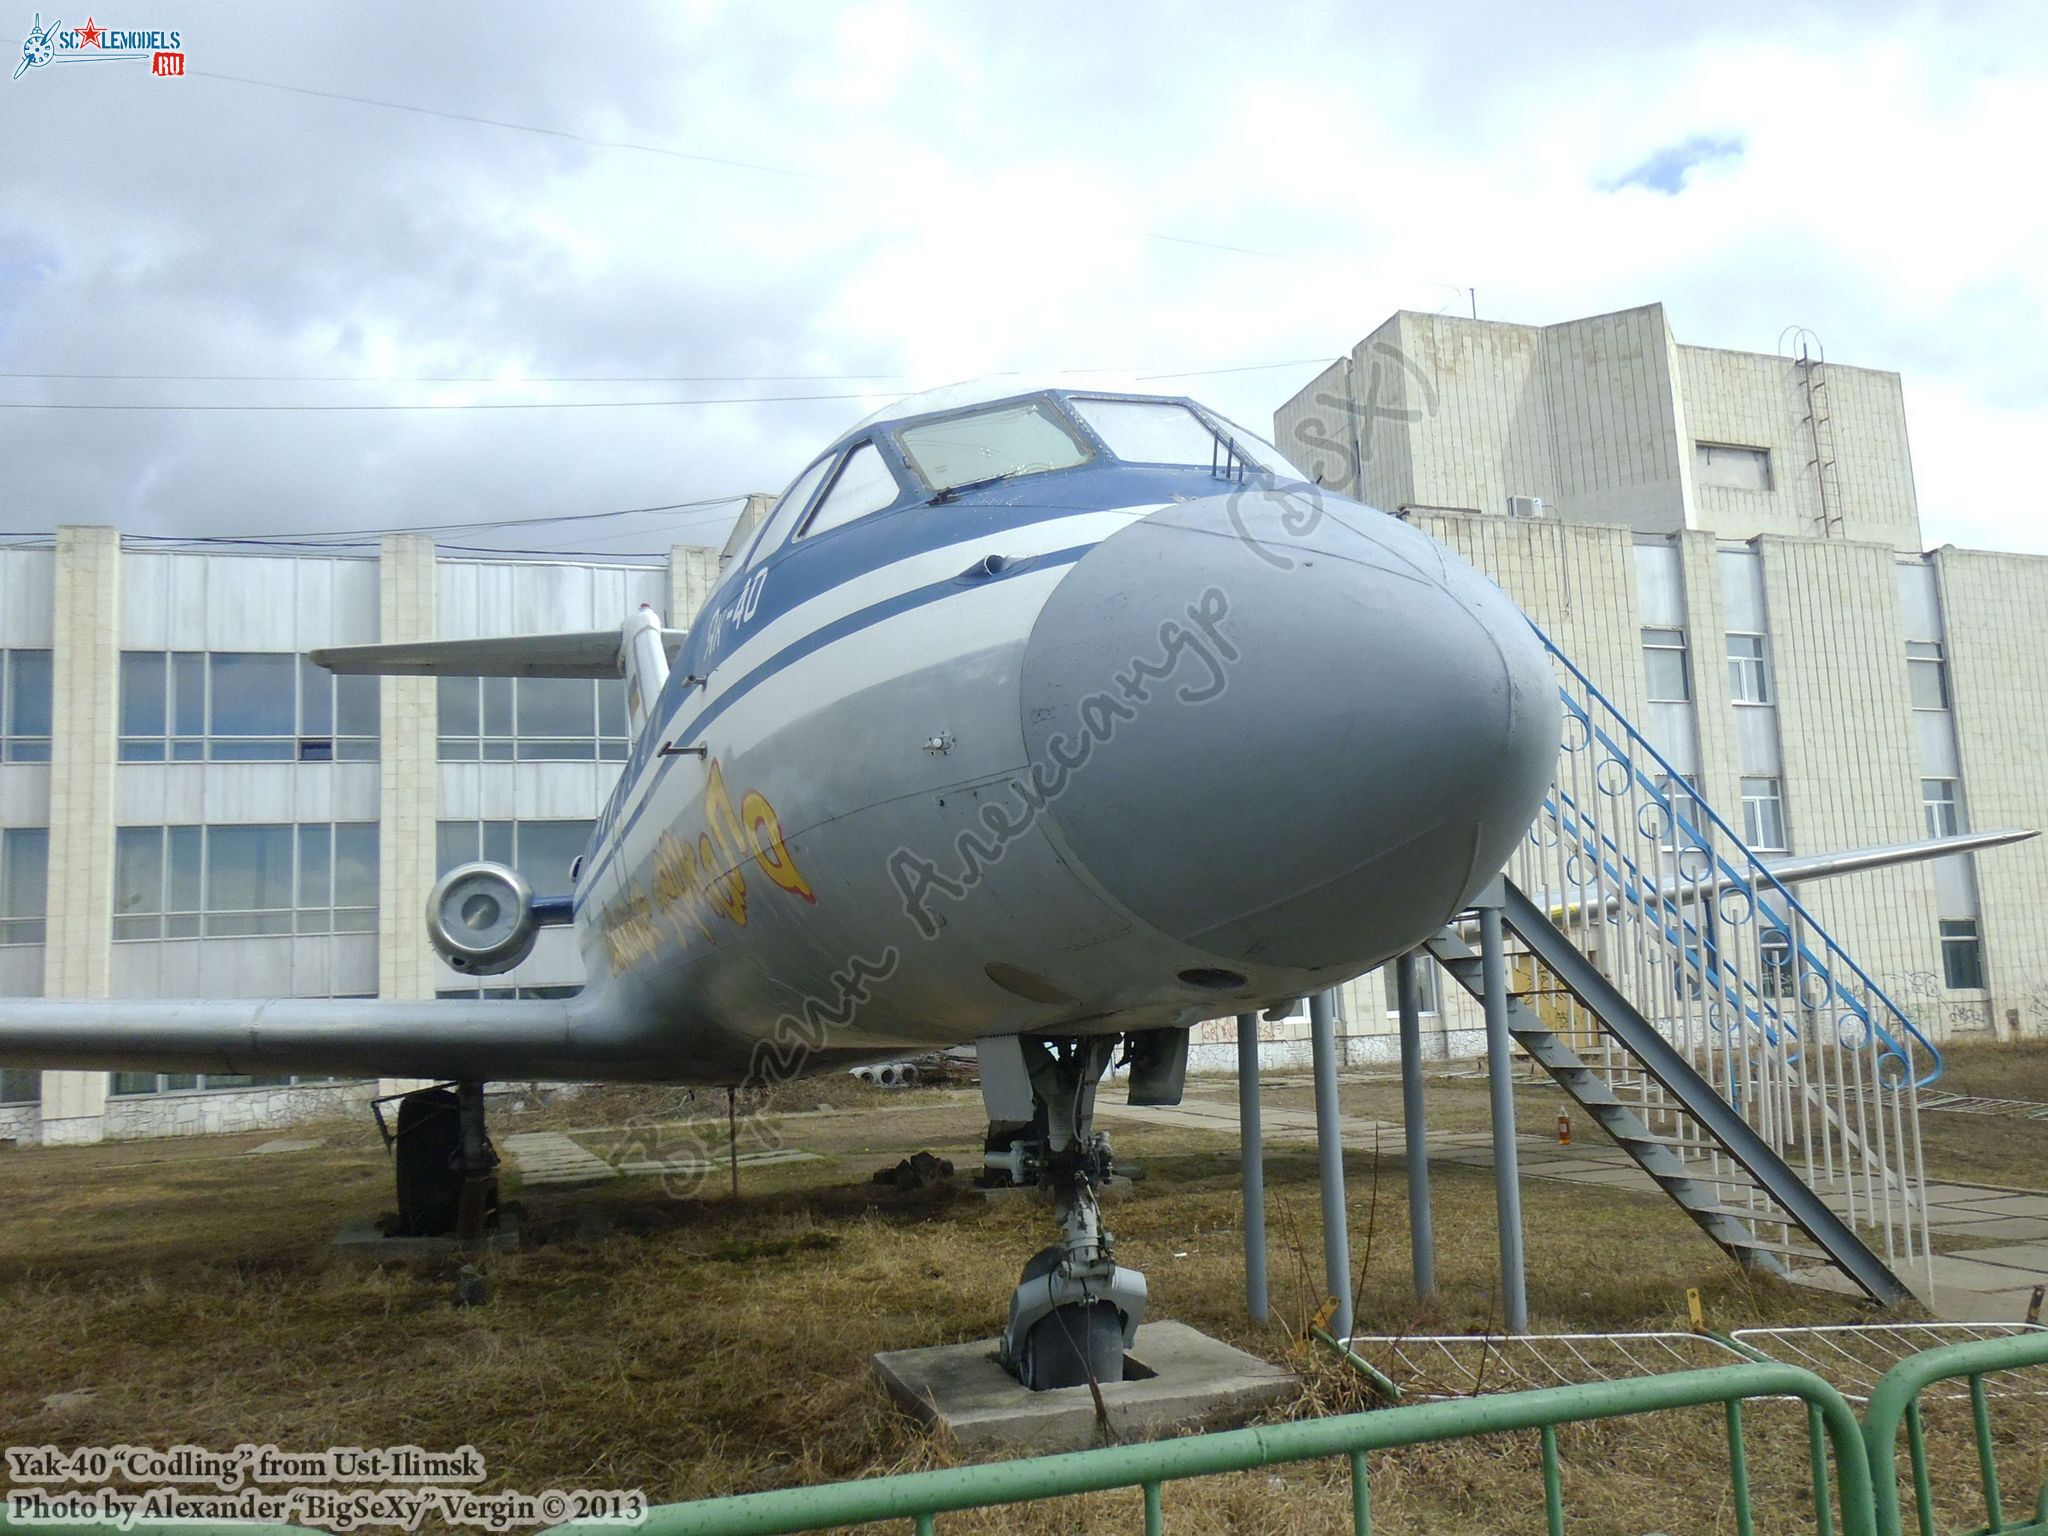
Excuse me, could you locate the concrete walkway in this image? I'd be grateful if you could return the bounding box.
[1102,1092,2048,1323]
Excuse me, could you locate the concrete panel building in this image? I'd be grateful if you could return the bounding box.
[0,533,718,1144]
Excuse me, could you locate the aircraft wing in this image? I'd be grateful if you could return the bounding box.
[312,628,687,680]
[0,996,632,1082]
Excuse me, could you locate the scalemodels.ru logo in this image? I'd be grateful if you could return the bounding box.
[13,11,185,80]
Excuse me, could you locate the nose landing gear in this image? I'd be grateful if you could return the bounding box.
[994,1037,1147,1391]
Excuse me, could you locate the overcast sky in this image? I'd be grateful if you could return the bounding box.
[1,0,2042,558]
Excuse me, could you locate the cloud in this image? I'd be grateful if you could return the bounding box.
[1602,134,1746,195]
[0,0,2043,555]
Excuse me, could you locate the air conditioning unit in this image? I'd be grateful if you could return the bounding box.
[1507,495,1548,519]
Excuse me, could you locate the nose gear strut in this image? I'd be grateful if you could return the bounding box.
[995,1036,1147,1391]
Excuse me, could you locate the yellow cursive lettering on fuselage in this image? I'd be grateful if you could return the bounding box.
[598,759,815,974]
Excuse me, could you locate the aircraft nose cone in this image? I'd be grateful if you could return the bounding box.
[1019,488,1559,971]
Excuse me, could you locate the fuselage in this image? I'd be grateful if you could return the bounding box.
[562,384,1561,1083]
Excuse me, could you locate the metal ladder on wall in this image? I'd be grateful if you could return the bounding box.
[1429,631,1937,1304]
[1788,326,1846,538]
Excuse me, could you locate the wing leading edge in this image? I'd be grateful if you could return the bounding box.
[0,996,645,1082]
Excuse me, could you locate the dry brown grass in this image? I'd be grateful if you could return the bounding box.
[0,1071,2042,1535]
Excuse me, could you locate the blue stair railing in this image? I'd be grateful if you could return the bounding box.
[1513,627,1936,1292]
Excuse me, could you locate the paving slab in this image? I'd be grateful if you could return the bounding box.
[610,1149,824,1178]
[1925,1204,2030,1230]
[1929,1286,2047,1325]
[1940,1216,2048,1243]
[1946,1242,2048,1275]
[1529,1166,1654,1187]
[1921,1252,2048,1294]
[873,1320,1296,1454]
[1947,1194,2048,1218]
[247,1137,323,1155]
[500,1131,619,1187]
[1920,1183,2030,1205]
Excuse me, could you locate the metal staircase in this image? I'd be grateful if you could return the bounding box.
[1429,631,1937,1303]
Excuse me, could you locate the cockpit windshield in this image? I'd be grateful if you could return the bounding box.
[896,399,1091,494]
[1067,396,1308,479]
[1067,397,1223,467]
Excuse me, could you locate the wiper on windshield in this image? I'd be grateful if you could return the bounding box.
[930,471,1022,504]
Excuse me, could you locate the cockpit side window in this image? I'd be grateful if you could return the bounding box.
[797,441,900,539]
[897,399,1091,495]
[1067,397,1233,468]
[742,454,834,568]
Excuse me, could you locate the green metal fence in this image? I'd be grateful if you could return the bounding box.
[1862,1330,2048,1536]
[6,1333,2041,1536]
[546,1360,1874,1536]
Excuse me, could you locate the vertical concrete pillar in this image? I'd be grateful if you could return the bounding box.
[40,526,121,1144]
[668,543,721,630]
[376,535,438,1033]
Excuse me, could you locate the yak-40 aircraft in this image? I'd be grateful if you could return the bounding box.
[1,380,2005,1389]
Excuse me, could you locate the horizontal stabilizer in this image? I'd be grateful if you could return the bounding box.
[1531,826,2038,928]
[1761,827,2038,884]
[0,996,645,1082]
[312,628,686,680]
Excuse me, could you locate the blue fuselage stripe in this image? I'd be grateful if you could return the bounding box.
[572,542,1092,908]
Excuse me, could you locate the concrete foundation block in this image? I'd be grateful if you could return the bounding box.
[872,1319,1296,1454]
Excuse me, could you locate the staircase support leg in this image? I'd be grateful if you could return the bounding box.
[1397,950,1437,1304]
[1480,901,1530,1333]
[1310,988,1354,1339]
[1236,1012,1269,1325]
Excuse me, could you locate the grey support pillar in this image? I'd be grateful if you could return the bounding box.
[1479,897,1530,1333]
[1235,1013,1269,1324]
[1309,988,1354,1340]
[1395,950,1437,1304]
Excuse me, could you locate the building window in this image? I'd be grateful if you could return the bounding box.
[1726,634,1771,704]
[119,652,379,762]
[437,819,594,891]
[0,649,53,762]
[108,1069,341,1096]
[436,677,628,762]
[1940,918,1985,990]
[1643,628,1691,702]
[0,827,48,945]
[1695,442,1772,492]
[113,823,378,940]
[1906,641,1949,711]
[1923,779,1961,839]
[1759,931,1794,999]
[1654,772,1702,854]
[0,1068,39,1105]
[1741,776,1788,851]
[1381,960,1442,1016]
